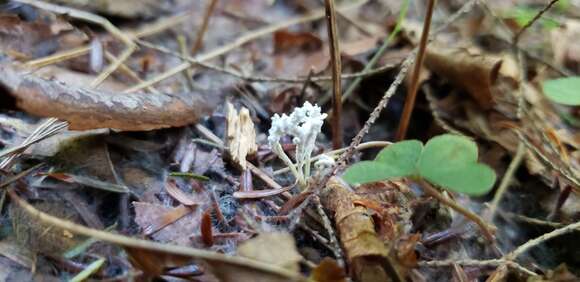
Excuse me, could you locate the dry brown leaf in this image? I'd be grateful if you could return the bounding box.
[225,102,257,169]
[237,232,302,274]
[0,63,220,131]
[424,45,503,109]
[274,30,323,54]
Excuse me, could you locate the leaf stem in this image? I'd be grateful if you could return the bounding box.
[419,179,496,242]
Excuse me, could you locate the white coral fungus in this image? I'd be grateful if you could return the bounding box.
[268,102,327,186]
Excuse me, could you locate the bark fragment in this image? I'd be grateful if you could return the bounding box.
[0,63,220,131]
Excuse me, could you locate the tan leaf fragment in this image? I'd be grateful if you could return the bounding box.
[237,232,302,274]
[225,102,257,169]
[320,177,405,282]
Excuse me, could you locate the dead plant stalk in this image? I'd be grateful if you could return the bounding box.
[324,0,343,149]
[395,0,435,140]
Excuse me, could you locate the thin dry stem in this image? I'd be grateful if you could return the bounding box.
[505,221,580,261]
[395,0,435,140]
[324,0,343,149]
[136,39,398,83]
[419,179,496,242]
[191,0,219,54]
[487,142,526,219]
[513,0,561,44]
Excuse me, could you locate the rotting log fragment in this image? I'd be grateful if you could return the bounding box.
[0,63,220,131]
[320,177,405,282]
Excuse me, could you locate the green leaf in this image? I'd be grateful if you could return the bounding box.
[542,77,580,106]
[418,134,496,195]
[421,164,497,196]
[418,134,478,169]
[343,161,411,185]
[343,140,422,185]
[375,140,423,175]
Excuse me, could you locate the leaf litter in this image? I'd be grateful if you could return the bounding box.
[0,0,579,281]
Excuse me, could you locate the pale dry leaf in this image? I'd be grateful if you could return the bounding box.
[237,232,302,273]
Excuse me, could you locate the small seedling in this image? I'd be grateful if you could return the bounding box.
[542,76,580,106]
[343,134,496,196]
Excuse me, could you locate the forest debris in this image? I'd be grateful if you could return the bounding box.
[0,63,220,131]
[237,232,301,274]
[46,0,174,18]
[309,258,347,282]
[320,177,405,282]
[273,30,323,53]
[166,181,200,206]
[0,237,34,269]
[133,202,201,246]
[225,102,257,169]
[424,45,503,109]
[44,173,129,193]
[0,14,82,59]
[9,201,84,255]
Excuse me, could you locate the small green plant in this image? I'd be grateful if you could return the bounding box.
[343,134,496,196]
[542,76,580,106]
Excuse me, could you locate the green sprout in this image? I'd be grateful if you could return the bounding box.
[343,134,497,196]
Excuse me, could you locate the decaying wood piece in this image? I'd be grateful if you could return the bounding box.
[0,63,219,131]
[225,102,257,169]
[320,177,404,282]
[424,45,503,109]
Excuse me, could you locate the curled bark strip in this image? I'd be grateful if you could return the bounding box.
[0,63,219,131]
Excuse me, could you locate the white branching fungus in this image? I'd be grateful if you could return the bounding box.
[268,102,327,187]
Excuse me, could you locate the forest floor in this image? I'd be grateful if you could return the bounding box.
[0,0,579,281]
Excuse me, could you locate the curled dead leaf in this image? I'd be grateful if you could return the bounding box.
[0,63,220,131]
[424,45,503,109]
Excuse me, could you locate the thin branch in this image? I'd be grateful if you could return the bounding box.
[124,0,368,93]
[341,0,409,103]
[395,0,435,140]
[487,141,526,219]
[513,0,561,44]
[505,220,580,261]
[419,259,537,277]
[191,0,219,54]
[324,0,343,149]
[136,39,398,83]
